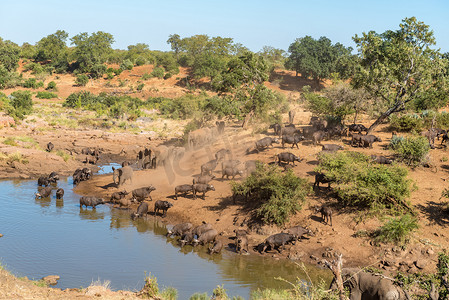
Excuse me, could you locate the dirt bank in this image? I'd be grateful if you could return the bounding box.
[0,266,142,300]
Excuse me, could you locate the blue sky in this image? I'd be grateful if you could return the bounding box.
[1,0,448,53]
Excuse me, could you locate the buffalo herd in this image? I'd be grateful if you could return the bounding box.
[34,113,421,258]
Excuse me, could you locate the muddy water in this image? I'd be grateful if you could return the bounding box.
[0,164,331,299]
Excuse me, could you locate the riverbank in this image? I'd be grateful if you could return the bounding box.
[0,265,142,300]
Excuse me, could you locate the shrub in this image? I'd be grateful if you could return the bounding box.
[63,91,145,120]
[317,151,413,213]
[159,287,178,300]
[46,81,57,90]
[151,67,165,79]
[22,77,44,89]
[390,136,430,167]
[135,56,146,66]
[389,114,423,132]
[138,273,159,298]
[8,90,33,119]
[189,293,210,300]
[231,163,310,226]
[373,214,419,246]
[36,91,57,99]
[137,83,144,91]
[120,59,134,70]
[75,74,89,86]
[141,73,151,80]
[163,72,172,80]
[106,72,114,80]
[0,65,23,89]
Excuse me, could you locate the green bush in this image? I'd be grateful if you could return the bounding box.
[159,287,178,300]
[231,163,310,226]
[189,293,210,300]
[46,81,57,90]
[373,214,419,246]
[120,59,134,70]
[146,94,205,119]
[317,151,413,213]
[389,114,423,132]
[135,56,146,66]
[141,73,151,80]
[138,273,159,298]
[164,72,172,80]
[22,77,44,89]
[64,91,145,120]
[202,96,241,119]
[390,136,430,167]
[151,67,165,79]
[0,65,23,89]
[137,83,144,91]
[36,91,57,99]
[7,90,33,119]
[75,74,89,86]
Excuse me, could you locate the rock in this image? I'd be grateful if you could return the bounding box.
[415,259,427,269]
[310,254,319,261]
[42,275,60,285]
[427,249,435,255]
[0,233,3,237]
[408,265,419,274]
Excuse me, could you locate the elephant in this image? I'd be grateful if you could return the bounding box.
[150,145,169,168]
[112,166,133,187]
[330,268,406,300]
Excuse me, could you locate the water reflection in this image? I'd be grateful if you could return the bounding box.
[79,207,105,221]
[56,198,64,208]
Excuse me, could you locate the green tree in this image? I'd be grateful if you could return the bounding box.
[20,42,36,60]
[125,43,152,65]
[352,17,449,133]
[35,30,69,71]
[192,53,228,81]
[258,45,286,69]
[71,31,115,76]
[213,51,269,93]
[0,37,21,71]
[167,34,182,60]
[286,36,352,82]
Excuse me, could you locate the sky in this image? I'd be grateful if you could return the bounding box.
[1,0,448,53]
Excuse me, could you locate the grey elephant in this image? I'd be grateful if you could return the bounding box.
[331,268,406,300]
[112,166,133,187]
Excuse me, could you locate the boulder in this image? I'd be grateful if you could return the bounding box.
[42,275,60,285]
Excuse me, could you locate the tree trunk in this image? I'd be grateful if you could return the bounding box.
[366,102,403,134]
[242,110,254,129]
[324,254,348,300]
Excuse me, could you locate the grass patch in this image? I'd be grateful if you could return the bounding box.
[56,150,71,162]
[0,152,29,164]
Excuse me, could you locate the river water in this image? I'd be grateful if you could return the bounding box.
[0,164,330,299]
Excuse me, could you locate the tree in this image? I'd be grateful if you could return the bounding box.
[71,31,115,76]
[258,45,286,69]
[0,37,21,71]
[352,17,449,133]
[167,34,182,60]
[286,36,352,82]
[125,43,152,65]
[212,51,269,93]
[35,30,69,70]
